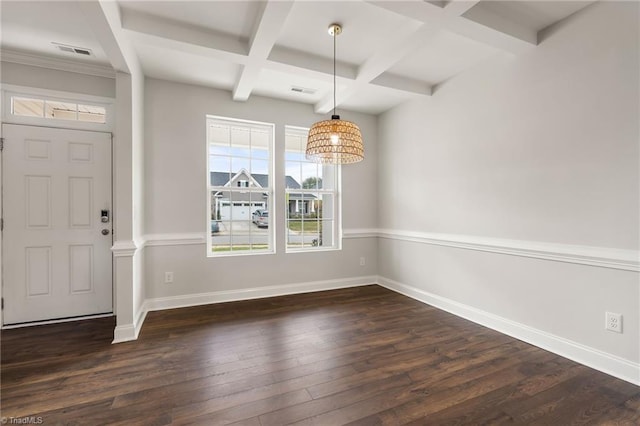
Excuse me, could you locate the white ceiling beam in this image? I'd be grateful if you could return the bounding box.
[233,0,295,101]
[248,1,295,58]
[319,19,438,112]
[370,73,432,96]
[442,0,481,17]
[365,1,444,25]
[454,5,537,53]
[267,46,358,81]
[367,0,536,54]
[356,22,437,83]
[121,8,248,61]
[123,29,248,65]
[314,79,358,115]
[78,0,138,74]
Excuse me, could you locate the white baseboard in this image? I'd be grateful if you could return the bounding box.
[143,276,377,312]
[112,304,148,343]
[112,324,137,343]
[112,276,375,343]
[377,276,640,386]
[110,270,639,386]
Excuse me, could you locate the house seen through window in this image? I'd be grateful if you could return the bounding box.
[207,116,273,255]
[285,126,340,251]
[206,118,341,255]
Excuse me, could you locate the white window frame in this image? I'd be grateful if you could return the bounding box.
[285,125,342,253]
[1,84,114,132]
[206,115,275,257]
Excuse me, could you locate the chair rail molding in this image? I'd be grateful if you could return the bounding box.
[343,228,379,239]
[139,229,638,271]
[377,229,639,272]
[141,228,378,248]
[142,233,206,247]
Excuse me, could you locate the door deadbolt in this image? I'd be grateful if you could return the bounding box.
[101,209,110,223]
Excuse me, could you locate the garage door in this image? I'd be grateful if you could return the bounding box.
[220,202,264,220]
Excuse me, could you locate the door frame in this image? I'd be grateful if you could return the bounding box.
[0,85,115,328]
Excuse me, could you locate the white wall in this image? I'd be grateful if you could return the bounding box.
[377,1,639,381]
[143,78,378,299]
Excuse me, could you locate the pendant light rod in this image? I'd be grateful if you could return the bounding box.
[333,25,336,116]
[328,24,341,118]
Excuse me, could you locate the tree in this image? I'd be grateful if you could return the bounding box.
[302,177,322,189]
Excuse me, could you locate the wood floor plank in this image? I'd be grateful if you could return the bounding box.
[1,285,637,425]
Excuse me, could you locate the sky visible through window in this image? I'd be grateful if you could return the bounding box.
[208,125,318,188]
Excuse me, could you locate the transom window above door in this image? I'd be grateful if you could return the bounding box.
[11,95,106,123]
[2,87,113,132]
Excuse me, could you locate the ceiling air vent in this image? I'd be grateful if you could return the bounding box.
[291,86,316,95]
[52,42,93,57]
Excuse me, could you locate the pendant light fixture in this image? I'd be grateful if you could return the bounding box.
[306,23,364,164]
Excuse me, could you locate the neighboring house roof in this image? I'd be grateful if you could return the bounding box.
[287,193,317,200]
[210,169,301,189]
[211,169,316,200]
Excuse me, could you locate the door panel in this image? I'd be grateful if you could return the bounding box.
[2,124,113,324]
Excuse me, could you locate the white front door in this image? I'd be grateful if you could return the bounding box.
[2,124,113,325]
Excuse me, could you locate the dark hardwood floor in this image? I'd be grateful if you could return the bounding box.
[1,285,638,425]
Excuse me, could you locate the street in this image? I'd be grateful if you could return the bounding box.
[212,221,318,246]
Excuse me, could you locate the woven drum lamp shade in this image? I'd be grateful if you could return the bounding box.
[306,23,364,165]
[306,115,364,164]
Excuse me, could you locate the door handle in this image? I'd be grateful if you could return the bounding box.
[101,229,110,235]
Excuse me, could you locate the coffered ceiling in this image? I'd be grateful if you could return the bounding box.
[1,0,595,115]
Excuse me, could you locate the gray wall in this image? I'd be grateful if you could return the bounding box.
[143,78,378,299]
[377,1,639,365]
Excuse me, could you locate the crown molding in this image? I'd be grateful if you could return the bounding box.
[1,49,116,79]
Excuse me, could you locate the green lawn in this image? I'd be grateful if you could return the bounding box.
[287,220,320,233]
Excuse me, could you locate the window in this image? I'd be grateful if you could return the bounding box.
[207,116,274,255]
[285,126,341,251]
[11,96,106,123]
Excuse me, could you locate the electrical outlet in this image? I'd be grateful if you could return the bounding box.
[164,272,174,284]
[605,312,622,333]
[359,256,366,266]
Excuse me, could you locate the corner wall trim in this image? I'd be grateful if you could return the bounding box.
[112,304,147,343]
[378,229,639,272]
[111,240,138,257]
[377,276,640,386]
